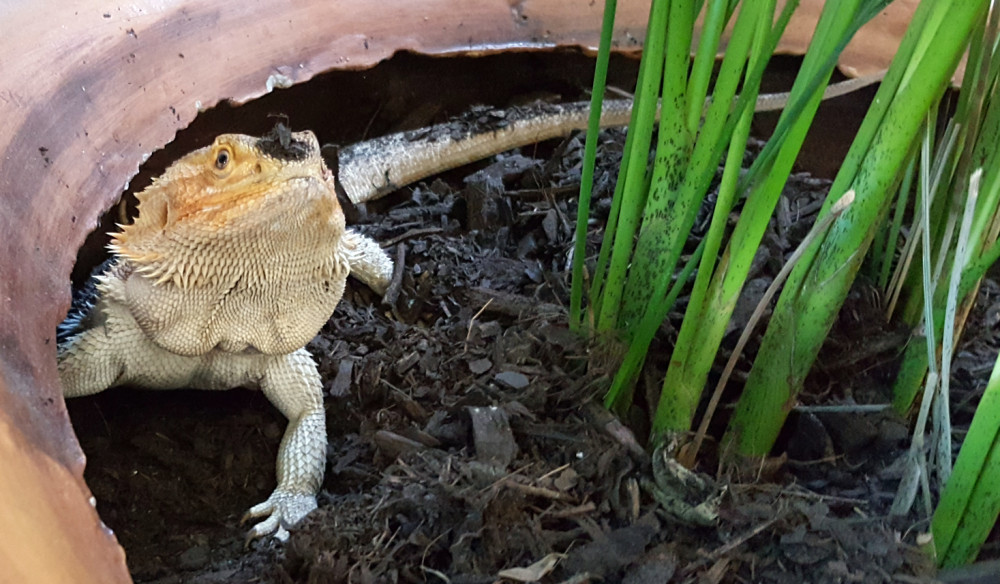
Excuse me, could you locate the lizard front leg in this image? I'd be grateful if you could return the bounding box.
[58,299,143,397]
[61,305,329,541]
[243,348,327,541]
[59,324,126,397]
[343,228,393,295]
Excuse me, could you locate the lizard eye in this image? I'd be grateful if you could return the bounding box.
[214,148,231,170]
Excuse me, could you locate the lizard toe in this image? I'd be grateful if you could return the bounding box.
[242,490,317,542]
[243,515,280,547]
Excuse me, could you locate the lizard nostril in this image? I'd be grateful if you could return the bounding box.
[254,163,262,174]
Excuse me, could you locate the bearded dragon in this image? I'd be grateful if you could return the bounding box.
[57,71,884,542]
[58,128,393,542]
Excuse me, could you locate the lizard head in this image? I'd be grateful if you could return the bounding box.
[110,127,344,286]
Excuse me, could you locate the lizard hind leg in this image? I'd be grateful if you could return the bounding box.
[243,348,327,542]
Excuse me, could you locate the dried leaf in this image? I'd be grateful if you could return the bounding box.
[498,553,565,581]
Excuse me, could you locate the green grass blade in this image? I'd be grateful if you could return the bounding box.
[727,0,986,456]
[594,0,669,333]
[933,340,1000,566]
[615,0,763,334]
[879,154,915,293]
[570,0,618,332]
[653,0,877,439]
[604,238,705,412]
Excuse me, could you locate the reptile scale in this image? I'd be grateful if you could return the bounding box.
[57,74,884,541]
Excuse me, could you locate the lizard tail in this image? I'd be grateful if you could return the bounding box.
[337,99,633,205]
[337,70,886,205]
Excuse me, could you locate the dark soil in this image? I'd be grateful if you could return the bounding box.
[64,52,990,583]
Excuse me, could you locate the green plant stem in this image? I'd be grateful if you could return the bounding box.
[615,0,762,335]
[570,0,617,333]
[604,238,705,412]
[594,0,669,333]
[653,0,873,440]
[879,154,915,293]
[892,4,1000,413]
[933,338,1000,566]
[649,0,778,436]
[688,191,855,463]
[727,0,985,456]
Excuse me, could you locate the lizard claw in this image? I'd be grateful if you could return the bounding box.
[242,490,317,544]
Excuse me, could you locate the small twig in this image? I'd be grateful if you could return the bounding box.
[419,567,452,584]
[544,188,573,236]
[360,99,384,141]
[505,184,579,199]
[381,226,443,248]
[381,242,406,307]
[709,513,783,560]
[465,298,493,344]
[732,482,868,506]
[784,455,844,467]
[792,404,891,413]
[501,479,576,501]
[478,462,536,494]
[420,530,452,580]
[537,463,572,481]
[464,287,564,318]
[606,85,634,99]
[543,501,597,519]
